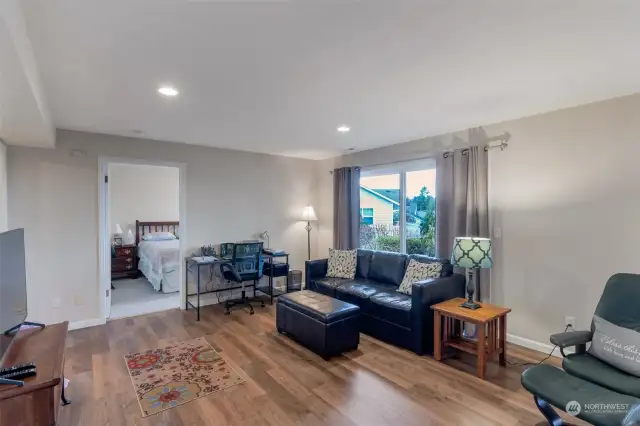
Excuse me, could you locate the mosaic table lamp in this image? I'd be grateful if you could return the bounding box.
[451,237,492,310]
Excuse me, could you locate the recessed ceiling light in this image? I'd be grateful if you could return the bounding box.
[158,86,179,97]
[337,125,351,133]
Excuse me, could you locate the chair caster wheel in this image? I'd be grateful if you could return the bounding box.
[225,311,231,315]
[250,310,255,315]
[261,302,265,307]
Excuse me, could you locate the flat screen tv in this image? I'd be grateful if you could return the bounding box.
[0,228,28,364]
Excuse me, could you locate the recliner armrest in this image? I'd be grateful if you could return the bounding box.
[549,330,592,349]
[305,259,328,284]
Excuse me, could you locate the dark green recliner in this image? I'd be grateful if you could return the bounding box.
[521,274,640,426]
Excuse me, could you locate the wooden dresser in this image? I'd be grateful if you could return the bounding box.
[112,244,138,279]
[0,322,69,426]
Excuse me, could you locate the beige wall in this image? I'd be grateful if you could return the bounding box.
[108,163,179,239]
[359,189,393,225]
[0,141,6,232]
[7,129,317,325]
[317,93,640,348]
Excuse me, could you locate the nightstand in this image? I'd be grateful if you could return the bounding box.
[112,244,138,279]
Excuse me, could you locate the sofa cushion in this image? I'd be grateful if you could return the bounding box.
[336,280,396,299]
[368,251,407,286]
[355,249,375,279]
[335,280,397,313]
[409,254,453,277]
[563,353,640,398]
[397,259,442,295]
[326,249,357,279]
[369,291,412,327]
[310,277,354,298]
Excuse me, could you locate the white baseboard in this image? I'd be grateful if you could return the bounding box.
[507,333,563,358]
[69,318,106,331]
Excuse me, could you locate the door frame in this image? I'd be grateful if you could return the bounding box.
[98,156,187,321]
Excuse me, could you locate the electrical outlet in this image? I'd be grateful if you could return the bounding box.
[74,295,84,306]
[565,316,576,330]
[52,297,61,308]
[493,227,502,239]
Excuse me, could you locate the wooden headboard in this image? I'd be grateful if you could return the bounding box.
[135,220,180,244]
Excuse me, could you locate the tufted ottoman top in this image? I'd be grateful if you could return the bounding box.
[278,290,360,324]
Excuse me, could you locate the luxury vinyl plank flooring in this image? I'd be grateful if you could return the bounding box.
[59,305,585,426]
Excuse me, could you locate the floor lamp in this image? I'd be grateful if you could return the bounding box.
[301,205,318,260]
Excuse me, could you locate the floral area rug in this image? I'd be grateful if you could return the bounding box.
[124,337,245,417]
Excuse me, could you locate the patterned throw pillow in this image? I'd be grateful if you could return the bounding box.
[589,315,640,376]
[397,259,442,295]
[326,249,357,279]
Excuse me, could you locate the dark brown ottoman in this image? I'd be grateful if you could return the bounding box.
[276,290,360,359]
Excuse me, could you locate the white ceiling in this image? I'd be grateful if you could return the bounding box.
[0,0,54,148]
[21,0,640,159]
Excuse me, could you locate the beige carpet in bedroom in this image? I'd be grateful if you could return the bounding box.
[111,277,180,319]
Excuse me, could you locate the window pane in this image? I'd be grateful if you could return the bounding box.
[361,217,373,225]
[360,207,374,217]
[405,169,436,256]
[359,174,400,252]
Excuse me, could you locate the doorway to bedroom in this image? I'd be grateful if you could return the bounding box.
[106,162,181,319]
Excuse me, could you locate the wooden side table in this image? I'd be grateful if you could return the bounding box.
[0,322,70,426]
[431,298,511,379]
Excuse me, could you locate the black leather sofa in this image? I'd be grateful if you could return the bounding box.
[305,249,465,355]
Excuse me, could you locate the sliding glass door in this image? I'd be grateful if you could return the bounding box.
[359,162,436,256]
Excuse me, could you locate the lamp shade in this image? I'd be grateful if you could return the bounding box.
[301,205,318,221]
[115,224,123,235]
[451,237,492,269]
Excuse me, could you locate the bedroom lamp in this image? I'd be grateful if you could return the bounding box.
[114,224,124,246]
[300,205,318,261]
[451,237,492,310]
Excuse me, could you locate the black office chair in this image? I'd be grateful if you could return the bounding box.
[219,242,265,315]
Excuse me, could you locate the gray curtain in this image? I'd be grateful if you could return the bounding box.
[333,166,361,249]
[436,128,490,300]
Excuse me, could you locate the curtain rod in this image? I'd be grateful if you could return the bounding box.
[329,166,361,175]
[443,132,511,158]
[329,131,510,173]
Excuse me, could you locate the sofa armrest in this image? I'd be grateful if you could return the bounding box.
[412,274,467,308]
[410,273,466,354]
[305,259,328,285]
[550,330,592,355]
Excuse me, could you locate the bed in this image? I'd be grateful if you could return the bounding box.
[136,220,180,294]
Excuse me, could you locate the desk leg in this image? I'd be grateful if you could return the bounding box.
[185,260,188,311]
[499,315,507,366]
[434,312,442,361]
[286,255,290,293]
[269,259,274,305]
[197,264,200,321]
[477,323,486,379]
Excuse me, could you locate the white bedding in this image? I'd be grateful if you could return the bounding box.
[138,240,180,293]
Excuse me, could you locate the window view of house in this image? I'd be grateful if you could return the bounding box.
[359,207,374,225]
[359,173,400,253]
[359,169,436,256]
